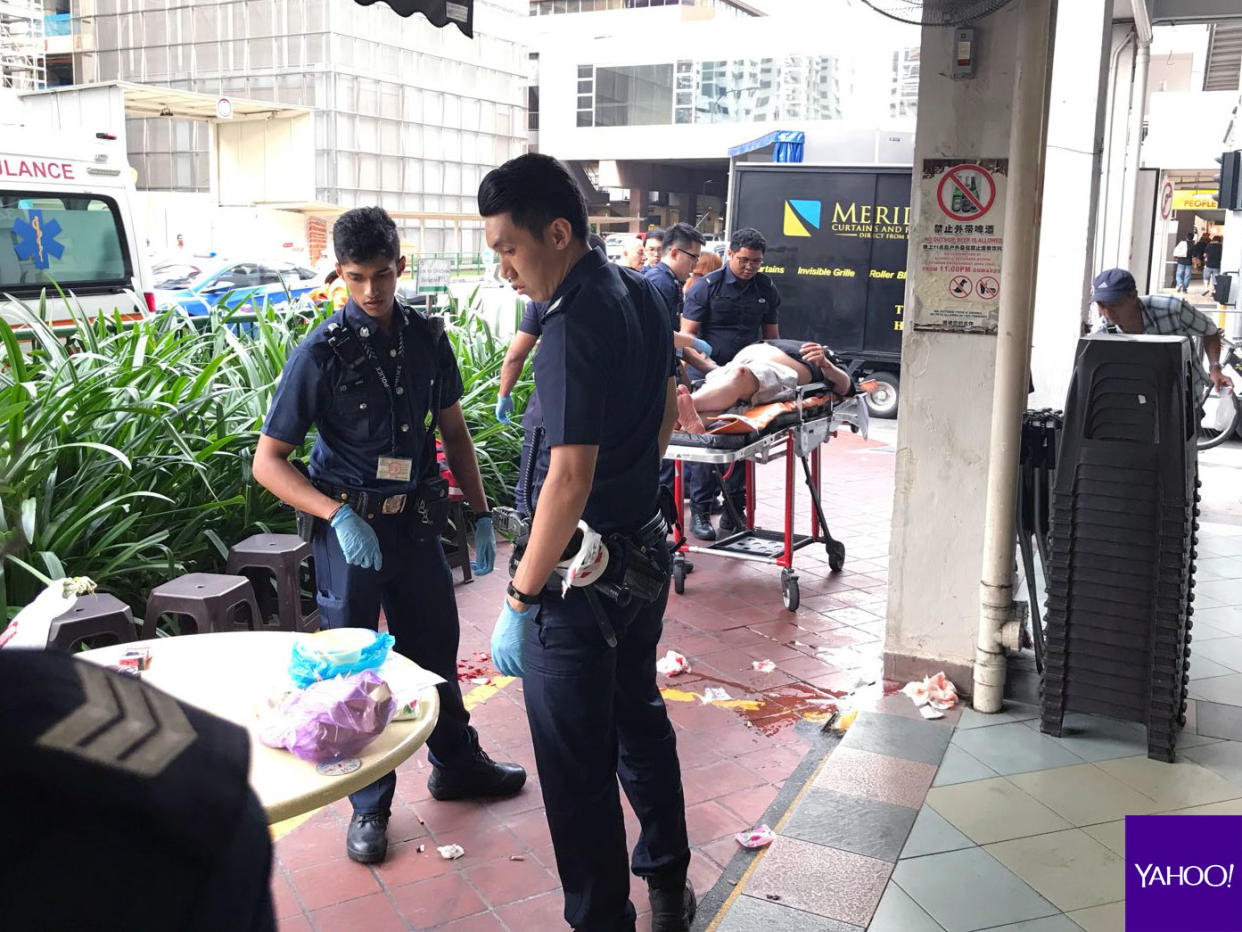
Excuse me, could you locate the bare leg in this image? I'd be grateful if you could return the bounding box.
[676,385,706,434]
[692,367,760,416]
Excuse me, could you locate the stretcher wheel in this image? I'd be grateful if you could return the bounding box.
[781,570,800,612]
[827,540,846,573]
[673,559,686,595]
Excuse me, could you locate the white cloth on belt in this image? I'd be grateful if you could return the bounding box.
[704,343,799,406]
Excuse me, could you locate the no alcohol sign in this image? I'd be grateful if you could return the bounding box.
[913,157,1009,333]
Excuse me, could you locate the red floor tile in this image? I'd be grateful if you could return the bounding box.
[411,798,501,837]
[687,851,724,900]
[685,799,746,846]
[390,871,488,927]
[681,758,767,806]
[699,833,746,870]
[504,807,555,850]
[716,781,779,825]
[495,890,569,930]
[274,817,346,872]
[288,859,380,912]
[270,870,303,921]
[734,744,806,782]
[440,912,507,930]
[435,821,528,863]
[276,916,312,932]
[371,839,458,888]
[465,856,560,907]
[309,891,407,932]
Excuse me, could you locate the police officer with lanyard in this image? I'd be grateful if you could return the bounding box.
[480,154,695,932]
[679,227,781,541]
[254,207,525,866]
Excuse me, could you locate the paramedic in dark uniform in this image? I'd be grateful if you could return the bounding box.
[644,221,713,493]
[253,206,525,867]
[479,154,694,932]
[680,227,781,541]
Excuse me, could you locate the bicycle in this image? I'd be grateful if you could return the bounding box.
[1196,334,1241,451]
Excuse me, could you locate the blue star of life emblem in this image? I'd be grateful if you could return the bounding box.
[13,210,65,270]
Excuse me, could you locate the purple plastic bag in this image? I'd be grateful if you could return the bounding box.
[259,670,397,764]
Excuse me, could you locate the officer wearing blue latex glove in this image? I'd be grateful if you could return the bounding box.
[330,504,383,570]
[495,395,515,424]
[490,599,538,677]
[472,515,496,575]
[253,206,525,869]
[690,337,712,357]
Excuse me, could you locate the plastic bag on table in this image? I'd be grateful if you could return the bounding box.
[288,628,394,688]
[258,670,397,763]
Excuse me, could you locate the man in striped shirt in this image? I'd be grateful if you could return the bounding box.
[1091,268,1233,398]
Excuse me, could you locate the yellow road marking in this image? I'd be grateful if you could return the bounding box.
[463,675,516,711]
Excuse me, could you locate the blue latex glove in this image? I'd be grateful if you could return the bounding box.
[330,504,383,571]
[492,600,539,677]
[691,337,713,357]
[495,395,515,424]
[472,516,496,576]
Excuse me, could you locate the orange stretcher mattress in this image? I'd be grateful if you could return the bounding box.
[670,391,840,450]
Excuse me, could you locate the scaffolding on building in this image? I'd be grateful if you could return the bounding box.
[0,0,46,90]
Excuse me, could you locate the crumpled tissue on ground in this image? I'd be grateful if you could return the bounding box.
[751,659,776,673]
[735,824,774,849]
[656,650,690,676]
[701,687,733,704]
[438,844,465,860]
[902,671,959,711]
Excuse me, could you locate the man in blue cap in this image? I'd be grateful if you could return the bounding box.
[1091,268,1233,399]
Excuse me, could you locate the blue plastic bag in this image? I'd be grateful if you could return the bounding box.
[288,629,395,688]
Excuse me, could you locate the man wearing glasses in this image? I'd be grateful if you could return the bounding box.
[680,227,782,541]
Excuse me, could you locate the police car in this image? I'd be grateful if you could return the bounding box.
[153,258,319,316]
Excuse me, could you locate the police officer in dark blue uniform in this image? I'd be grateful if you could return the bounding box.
[644,222,712,493]
[680,227,781,540]
[254,207,525,866]
[479,154,694,932]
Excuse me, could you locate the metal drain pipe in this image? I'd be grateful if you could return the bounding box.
[974,0,1058,713]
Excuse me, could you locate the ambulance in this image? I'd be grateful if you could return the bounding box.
[0,101,153,326]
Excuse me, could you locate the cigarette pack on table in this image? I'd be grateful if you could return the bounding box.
[117,647,151,671]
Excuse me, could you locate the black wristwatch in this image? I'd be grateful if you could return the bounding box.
[507,581,543,605]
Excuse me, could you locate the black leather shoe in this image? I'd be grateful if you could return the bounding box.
[428,748,526,801]
[690,510,716,541]
[649,879,696,932]
[346,812,389,864]
[718,507,746,534]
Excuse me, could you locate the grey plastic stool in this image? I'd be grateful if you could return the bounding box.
[47,593,137,651]
[226,533,319,632]
[142,573,261,638]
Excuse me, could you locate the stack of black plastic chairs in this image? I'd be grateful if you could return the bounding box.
[1040,334,1198,762]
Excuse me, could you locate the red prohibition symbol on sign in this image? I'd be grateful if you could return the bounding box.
[949,276,973,298]
[977,276,999,299]
[937,163,997,222]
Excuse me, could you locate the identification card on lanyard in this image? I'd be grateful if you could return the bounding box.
[357,315,416,483]
[376,456,413,482]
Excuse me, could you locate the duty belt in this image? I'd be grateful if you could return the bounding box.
[314,481,410,521]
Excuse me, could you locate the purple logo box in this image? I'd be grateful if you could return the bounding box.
[1127,815,1242,931]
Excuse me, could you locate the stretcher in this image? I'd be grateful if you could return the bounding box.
[666,383,869,611]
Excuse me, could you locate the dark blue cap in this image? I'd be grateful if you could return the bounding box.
[1091,268,1136,303]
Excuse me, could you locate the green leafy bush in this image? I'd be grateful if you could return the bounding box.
[0,290,529,622]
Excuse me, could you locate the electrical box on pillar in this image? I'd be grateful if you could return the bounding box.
[953,28,977,78]
[1216,150,1241,211]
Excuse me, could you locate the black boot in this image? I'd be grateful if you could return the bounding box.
[718,499,746,534]
[690,509,716,541]
[346,812,389,864]
[649,878,696,932]
[428,746,527,801]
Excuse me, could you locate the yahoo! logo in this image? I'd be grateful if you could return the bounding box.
[1134,863,1236,889]
[1127,815,1242,932]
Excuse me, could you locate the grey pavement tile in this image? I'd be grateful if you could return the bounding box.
[1082,820,1124,857]
[1187,657,1238,681]
[978,917,1084,931]
[1194,557,1242,581]
[1195,579,1242,603]
[782,787,918,861]
[1194,605,1242,637]
[1194,636,1242,671]
[926,778,1071,845]
[984,829,1125,912]
[1094,755,1242,809]
[716,895,863,932]
[839,711,953,766]
[892,847,1058,932]
[1189,620,1233,640]
[1157,797,1242,816]
[1066,902,1124,932]
[868,881,944,932]
[951,723,1086,776]
[1195,700,1242,741]
[1180,739,1242,787]
[1018,715,1147,763]
[932,745,999,786]
[900,805,974,859]
[744,834,891,929]
[1006,763,1161,826]
[955,701,1041,730]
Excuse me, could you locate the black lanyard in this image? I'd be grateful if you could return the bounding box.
[354,313,407,456]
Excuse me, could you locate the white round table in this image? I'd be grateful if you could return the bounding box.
[79,630,440,823]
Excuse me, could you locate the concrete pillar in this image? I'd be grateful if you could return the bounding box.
[629,188,647,233]
[884,4,1024,688]
[1028,0,1113,408]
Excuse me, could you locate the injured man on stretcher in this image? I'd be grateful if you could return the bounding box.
[675,339,855,434]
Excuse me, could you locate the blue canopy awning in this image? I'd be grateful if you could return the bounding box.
[728,130,805,163]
